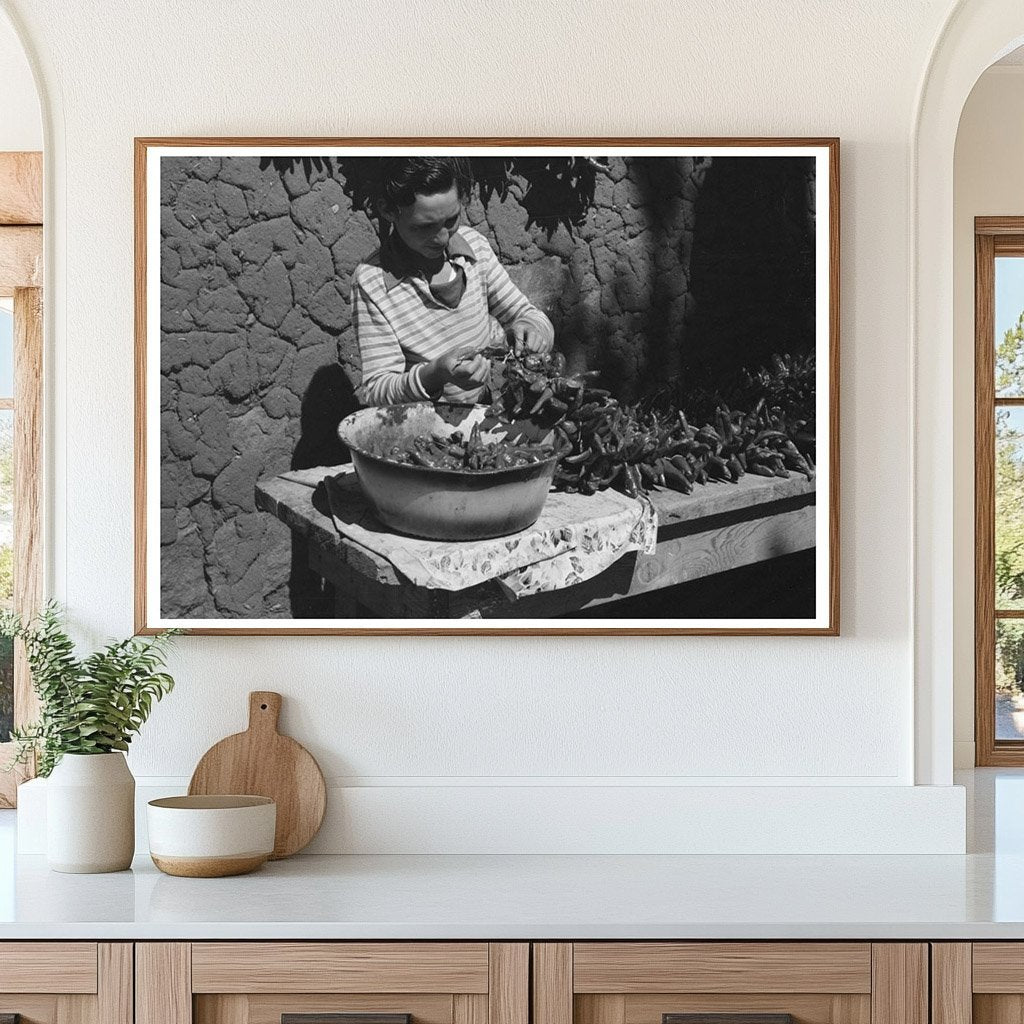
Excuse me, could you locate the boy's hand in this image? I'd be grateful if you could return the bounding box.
[447,350,490,388]
[421,348,490,394]
[508,320,554,355]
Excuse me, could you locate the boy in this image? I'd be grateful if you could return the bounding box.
[351,157,555,406]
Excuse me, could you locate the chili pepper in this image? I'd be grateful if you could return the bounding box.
[411,450,441,468]
[621,464,641,498]
[662,462,693,494]
[563,447,594,465]
[753,429,788,445]
[492,346,816,499]
[529,387,554,416]
[669,454,694,480]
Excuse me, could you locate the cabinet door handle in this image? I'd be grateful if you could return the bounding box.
[283,1015,411,1024]
[664,1016,794,1024]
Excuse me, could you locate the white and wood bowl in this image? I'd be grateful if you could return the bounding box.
[147,795,276,877]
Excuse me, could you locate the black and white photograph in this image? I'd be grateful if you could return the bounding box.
[137,140,838,634]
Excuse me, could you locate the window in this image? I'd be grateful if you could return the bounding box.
[975,218,1024,764]
[0,151,43,806]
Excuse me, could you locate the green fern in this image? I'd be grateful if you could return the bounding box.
[0,603,180,777]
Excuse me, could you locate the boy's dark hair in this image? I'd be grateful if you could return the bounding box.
[376,157,473,210]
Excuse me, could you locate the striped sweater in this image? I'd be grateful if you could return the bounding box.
[351,225,554,406]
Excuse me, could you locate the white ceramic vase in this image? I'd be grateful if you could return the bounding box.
[46,752,135,873]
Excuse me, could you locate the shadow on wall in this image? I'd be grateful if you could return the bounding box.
[288,364,356,617]
[683,156,816,384]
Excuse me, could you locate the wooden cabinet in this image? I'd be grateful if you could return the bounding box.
[136,944,528,1024]
[931,943,1024,1024]
[0,943,132,1024]
[0,938,945,1024]
[532,944,928,1024]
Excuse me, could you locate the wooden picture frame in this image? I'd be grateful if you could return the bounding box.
[136,137,839,636]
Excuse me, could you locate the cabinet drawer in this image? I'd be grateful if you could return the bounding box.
[0,942,98,993]
[533,944,926,1024]
[191,943,491,994]
[139,942,528,1024]
[0,943,130,1024]
[936,942,1024,1024]
[572,944,872,994]
[973,943,1024,992]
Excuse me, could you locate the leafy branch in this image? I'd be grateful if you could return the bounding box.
[258,155,609,237]
[0,603,180,777]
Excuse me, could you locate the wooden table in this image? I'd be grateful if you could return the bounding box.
[255,466,816,619]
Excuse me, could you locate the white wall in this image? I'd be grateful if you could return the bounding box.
[0,10,39,152]
[2,0,973,852]
[952,66,1024,767]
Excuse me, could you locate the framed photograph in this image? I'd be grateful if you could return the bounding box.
[136,137,838,635]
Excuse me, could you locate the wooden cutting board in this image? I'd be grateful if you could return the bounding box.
[188,691,326,859]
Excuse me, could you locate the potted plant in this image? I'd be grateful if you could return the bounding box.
[2,603,179,873]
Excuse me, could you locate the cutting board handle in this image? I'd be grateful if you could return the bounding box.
[248,691,282,734]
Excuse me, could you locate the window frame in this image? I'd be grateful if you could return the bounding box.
[0,152,43,807]
[975,217,1024,764]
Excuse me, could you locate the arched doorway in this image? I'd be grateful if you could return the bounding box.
[914,1,1024,785]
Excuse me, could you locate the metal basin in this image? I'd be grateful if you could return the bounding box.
[337,403,559,541]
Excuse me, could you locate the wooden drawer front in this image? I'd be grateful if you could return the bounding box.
[0,944,130,1024]
[957,943,1024,1024]
[142,943,527,1024]
[0,943,98,994]
[191,944,490,994]
[572,944,873,995]
[974,944,1024,993]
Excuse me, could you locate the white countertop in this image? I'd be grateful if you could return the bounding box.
[1,769,1022,941]
[0,847,1023,940]
[2,839,1024,942]
[0,843,1007,937]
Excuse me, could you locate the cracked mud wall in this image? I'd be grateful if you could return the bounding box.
[159,155,814,619]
